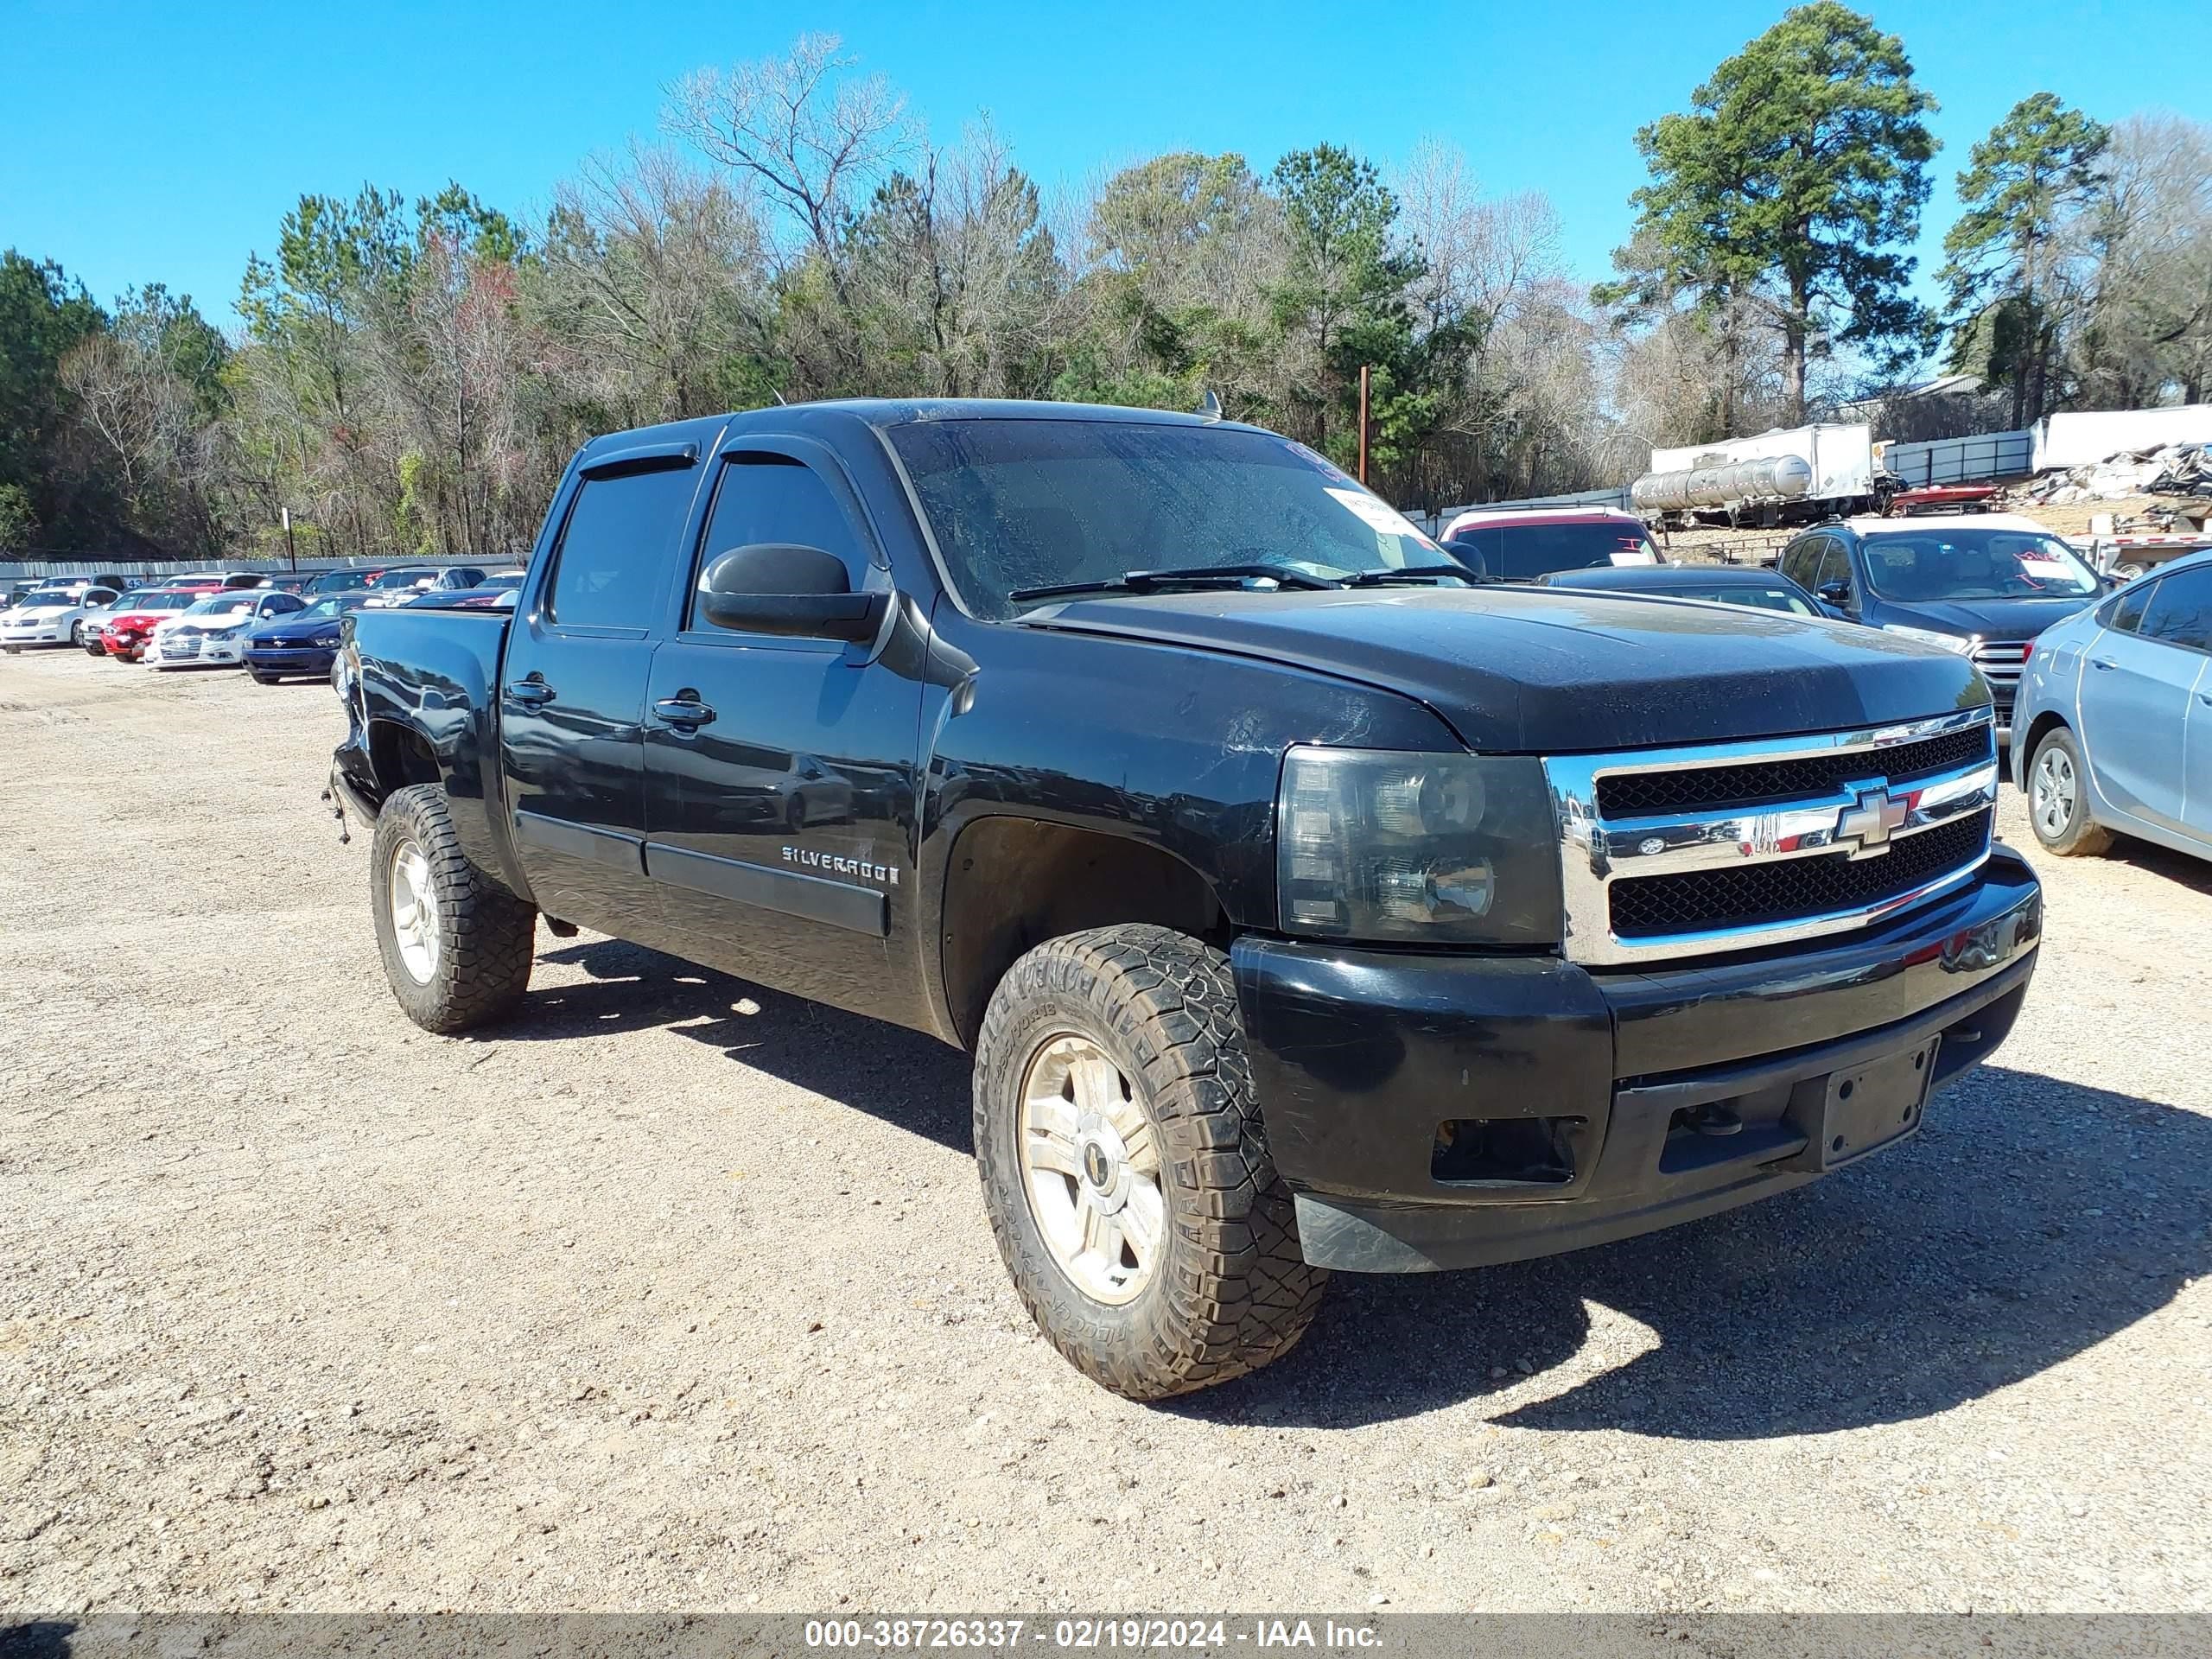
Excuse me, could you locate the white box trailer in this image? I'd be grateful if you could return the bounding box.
[2032,405,2212,472]
[1638,423,1889,524]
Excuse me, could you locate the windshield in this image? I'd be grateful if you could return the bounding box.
[1672,583,1818,616]
[887,419,1443,617]
[187,595,256,618]
[367,568,436,589]
[1861,529,2101,601]
[308,569,372,591]
[129,592,197,613]
[298,594,367,620]
[1451,521,1660,581]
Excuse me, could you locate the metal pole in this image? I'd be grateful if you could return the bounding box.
[1357,366,1370,486]
[283,507,297,571]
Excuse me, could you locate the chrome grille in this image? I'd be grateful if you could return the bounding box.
[1969,640,2030,698]
[1544,708,1998,966]
[1592,723,1993,819]
[1611,810,1990,938]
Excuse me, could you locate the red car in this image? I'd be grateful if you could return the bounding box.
[98,589,203,660]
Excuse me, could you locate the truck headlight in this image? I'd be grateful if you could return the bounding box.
[1276,747,1562,946]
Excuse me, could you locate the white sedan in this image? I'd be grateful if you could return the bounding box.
[147,591,307,671]
[1,586,122,652]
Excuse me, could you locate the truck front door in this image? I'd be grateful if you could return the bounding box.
[639,440,925,1025]
[500,447,702,933]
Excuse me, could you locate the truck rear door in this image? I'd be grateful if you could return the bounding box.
[499,443,704,931]
[638,437,923,1025]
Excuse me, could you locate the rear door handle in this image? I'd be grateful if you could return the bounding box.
[652,695,716,729]
[2091,658,2117,671]
[505,679,555,707]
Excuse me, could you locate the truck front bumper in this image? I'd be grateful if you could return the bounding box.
[1234,848,2042,1273]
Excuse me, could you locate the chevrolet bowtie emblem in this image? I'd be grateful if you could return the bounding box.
[1834,784,1908,859]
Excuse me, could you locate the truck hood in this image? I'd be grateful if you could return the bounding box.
[1024,587,1987,753]
[1870,594,2098,641]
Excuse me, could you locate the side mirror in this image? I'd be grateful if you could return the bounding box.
[700,543,889,643]
[1441,537,1490,581]
[1817,580,1853,610]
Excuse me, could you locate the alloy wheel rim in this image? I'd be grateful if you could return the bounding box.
[2032,748,2076,839]
[1016,1033,1166,1306]
[387,840,441,983]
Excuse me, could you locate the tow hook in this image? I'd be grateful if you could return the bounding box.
[1685,1103,1743,1137]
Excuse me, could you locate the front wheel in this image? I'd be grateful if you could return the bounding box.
[973,924,1325,1401]
[369,784,537,1032]
[2028,727,2112,857]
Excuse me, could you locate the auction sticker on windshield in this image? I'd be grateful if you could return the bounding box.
[1324,486,1436,547]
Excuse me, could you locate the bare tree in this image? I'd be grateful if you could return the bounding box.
[2080,113,2212,405]
[664,34,909,278]
[532,145,772,420]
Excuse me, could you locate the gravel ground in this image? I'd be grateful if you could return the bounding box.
[2,648,2208,1617]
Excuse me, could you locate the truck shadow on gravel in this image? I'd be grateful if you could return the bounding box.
[1188,1065,2210,1437]
[507,938,976,1153]
[493,944,2203,1440]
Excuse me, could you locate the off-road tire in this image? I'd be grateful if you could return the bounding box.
[369,783,537,1033]
[2027,726,2113,857]
[973,923,1325,1401]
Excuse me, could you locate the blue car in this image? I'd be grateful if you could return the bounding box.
[2012,548,2212,864]
[242,592,371,683]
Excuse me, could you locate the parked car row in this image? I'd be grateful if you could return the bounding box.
[1,565,524,681]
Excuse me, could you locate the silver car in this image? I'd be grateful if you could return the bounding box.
[2012,548,2212,864]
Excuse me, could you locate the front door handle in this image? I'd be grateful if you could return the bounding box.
[2091,658,2117,671]
[505,678,555,706]
[652,695,716,729]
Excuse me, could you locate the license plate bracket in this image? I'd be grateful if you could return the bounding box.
[1783,1037,1940,1173]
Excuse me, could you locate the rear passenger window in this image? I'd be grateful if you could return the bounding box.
[688,454,871,629]
[547,463,700,631]
[2140,568,2212,652]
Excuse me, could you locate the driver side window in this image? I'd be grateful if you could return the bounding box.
[687,455,869,629]
[1779,538,1820,589]
[1810,537,1853,604]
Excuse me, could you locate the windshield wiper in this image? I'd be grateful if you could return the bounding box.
[1009,563,1344,602]
[1340,564,1489,588]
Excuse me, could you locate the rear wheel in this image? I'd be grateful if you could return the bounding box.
[2028,727,2112,856]
[369,784,537,1032]
[973,924,1325,1401]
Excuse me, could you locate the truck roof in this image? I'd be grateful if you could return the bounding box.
[1443,506,1645,531]
[574,398,1261,468]
[1843,512,2060,537]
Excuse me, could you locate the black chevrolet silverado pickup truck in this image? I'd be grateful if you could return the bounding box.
[328,399,2043,1401]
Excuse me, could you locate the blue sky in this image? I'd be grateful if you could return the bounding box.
[8,0,2207,330]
